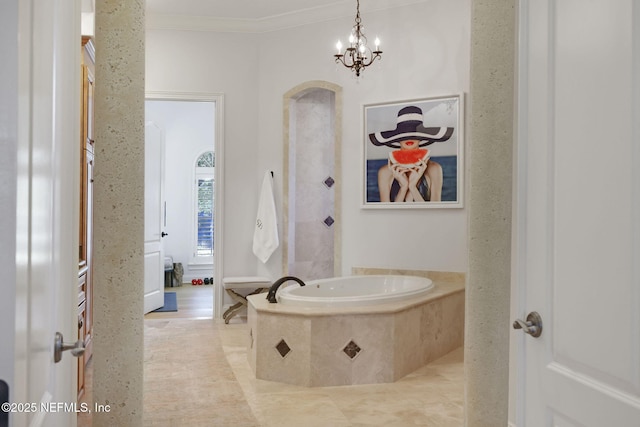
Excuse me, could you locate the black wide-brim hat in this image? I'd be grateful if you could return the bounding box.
[369,105,454,148]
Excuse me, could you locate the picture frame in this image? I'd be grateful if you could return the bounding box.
[363,94,464,208]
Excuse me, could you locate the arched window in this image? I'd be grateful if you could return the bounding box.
[195,151,214,258]
[197,151,214,168]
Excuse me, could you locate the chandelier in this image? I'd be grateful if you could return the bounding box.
[333,0,382,77]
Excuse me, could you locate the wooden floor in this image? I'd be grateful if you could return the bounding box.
[144,283,214,319]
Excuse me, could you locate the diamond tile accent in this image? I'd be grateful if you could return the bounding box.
[343,340,362,359]
[323,176,335,188]
[275,339,291,358]
[323,216,335,228]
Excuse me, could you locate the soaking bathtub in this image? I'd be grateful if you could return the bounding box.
[276,275,434,307]
[247,273,465,387]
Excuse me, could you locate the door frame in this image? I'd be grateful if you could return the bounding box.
[509,3,527,423]
[145,91,225,318]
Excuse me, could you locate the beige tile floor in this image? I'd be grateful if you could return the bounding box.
[79,284,464,426]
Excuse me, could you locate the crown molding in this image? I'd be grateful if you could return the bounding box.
[146,0,427,33]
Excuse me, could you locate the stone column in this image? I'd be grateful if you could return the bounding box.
[466,1,515,426]
[93,1,145,425]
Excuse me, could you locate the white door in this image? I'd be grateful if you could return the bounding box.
[144,122,166,313]
[0,0,19,421]
[4,1,81,426]
[513,0,640,425]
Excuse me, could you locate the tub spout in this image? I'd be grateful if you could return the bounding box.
[266,276,306,303]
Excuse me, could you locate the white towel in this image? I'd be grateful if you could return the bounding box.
[252,171,279,263]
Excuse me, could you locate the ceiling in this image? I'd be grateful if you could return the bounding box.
[146,0,348,20]
[144,0,428,32]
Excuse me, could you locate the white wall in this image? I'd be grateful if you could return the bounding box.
[146,0,470,280]
[256,1,471,277]
[145,100,215,283]
[146,30,260,277]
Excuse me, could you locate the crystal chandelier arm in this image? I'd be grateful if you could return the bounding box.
[358,45,383,67]
[331,0,382,77]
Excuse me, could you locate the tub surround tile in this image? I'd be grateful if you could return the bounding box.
[247,304,258,373]
[342,340,361,359]
[393,305,424,379]
[439,291,466,354]
[253,312,312,386]
[309,316,354,386]
[309,313,397,386]
[275,339,292,358]
[349,314,395,385]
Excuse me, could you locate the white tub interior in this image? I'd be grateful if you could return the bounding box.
[276,275,433,307]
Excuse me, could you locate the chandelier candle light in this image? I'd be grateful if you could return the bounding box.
[334,0,382,77]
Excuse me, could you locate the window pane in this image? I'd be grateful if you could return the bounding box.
[197,177,214,256]
[197,151,214,168]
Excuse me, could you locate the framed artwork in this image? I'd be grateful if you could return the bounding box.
[363,94,464,208]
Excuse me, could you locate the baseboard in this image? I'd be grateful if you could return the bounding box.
[183,275,215,285]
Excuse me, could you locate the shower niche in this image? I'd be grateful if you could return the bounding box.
[283,81,342,280]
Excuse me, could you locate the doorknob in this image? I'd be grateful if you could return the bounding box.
[54,332,85,363]
[161,232,168,237]
[513,311,543,338]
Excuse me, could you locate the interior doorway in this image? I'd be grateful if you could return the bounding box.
[144,92,224,319]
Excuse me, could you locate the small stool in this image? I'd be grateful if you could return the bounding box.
[222,276,272,324]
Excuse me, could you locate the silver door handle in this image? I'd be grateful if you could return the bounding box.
[54,332,85,363]
[513,311,543,338]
